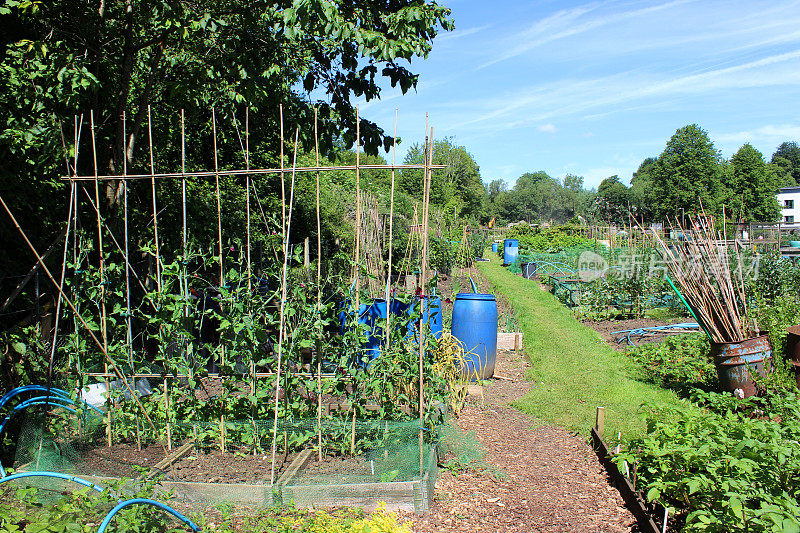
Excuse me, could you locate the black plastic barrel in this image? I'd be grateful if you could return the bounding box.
[521,261,537,279]
[452,293,498,381]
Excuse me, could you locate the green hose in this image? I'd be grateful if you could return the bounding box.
[665,274,712,340]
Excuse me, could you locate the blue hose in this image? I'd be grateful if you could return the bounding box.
[469,277,478,293]
[0,471,105,493]
[0,473,200,532]
[97,498,200,533]
[0,396,102,445]
[610,323,700,346]
[0,386,73,410]
[0,396,104,478]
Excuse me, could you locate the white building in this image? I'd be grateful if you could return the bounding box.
[777,186,800,227]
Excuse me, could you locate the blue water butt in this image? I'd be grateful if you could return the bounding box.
[491,242,499,253]
[362,299,388,365]
[407,295,443,341]
[389,298,411,316]
[503,239,519,265]
[452,293,498,380]
[339,301,372,366]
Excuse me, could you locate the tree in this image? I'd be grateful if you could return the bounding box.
[629,157,656,221]
[726,144,779,222]
[595,175,629,222]
[650,124,722,220]
[401,138,487,220]
[563,174,585,219]
[771,141,800,186]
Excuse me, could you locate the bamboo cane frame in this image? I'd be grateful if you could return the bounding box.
[0,193,165,451]
[27,106,453,479]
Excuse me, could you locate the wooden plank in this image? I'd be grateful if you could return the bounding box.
[281,480,418,513]
[497,332,523,350]
[34,474,274,506]
[144,439,195,479]
[590,428,660,533]
[275,448,313,488]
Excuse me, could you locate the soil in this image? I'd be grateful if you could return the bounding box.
[407,347,637,533]
[75,443,295,484]
[585,316,697,349]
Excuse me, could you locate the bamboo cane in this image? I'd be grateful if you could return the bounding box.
[147,106,162,293]
[89,112,112,447]
[270,128,299,486]
[314,108,323,461]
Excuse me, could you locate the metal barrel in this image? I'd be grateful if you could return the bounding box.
[710,335,772,398]
[491,242,499,253]
[452,293,498,381]
[503,239,519,265]
[785,325,800,389]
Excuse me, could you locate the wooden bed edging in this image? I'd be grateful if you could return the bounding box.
[590,427,661,533]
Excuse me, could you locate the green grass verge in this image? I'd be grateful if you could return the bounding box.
[478,255,694,441]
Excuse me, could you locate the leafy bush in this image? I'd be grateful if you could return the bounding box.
[618,390,800,532]
[628,333,715,394]
[504,223,595,254]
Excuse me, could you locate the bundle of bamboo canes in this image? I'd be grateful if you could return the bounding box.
[650,211,753,344]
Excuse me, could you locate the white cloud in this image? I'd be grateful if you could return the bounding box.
[538,123,557,133]
[582,132,595,138]
[481,0,697,68]
[446,49,800,134]
[713,124,800,156]
[437,24,492,42]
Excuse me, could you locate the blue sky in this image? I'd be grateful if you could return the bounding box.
[357,0,800,190]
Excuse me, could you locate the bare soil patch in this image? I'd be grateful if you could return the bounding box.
[75,443,295,484]
[585,316,695,349]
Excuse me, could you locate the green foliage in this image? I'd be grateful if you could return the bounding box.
[771,141,800,186]
[401,137,487,220]
[0,476,191,533]
[650,124,722,220]
[504,224,595,254]
[628,333,715,394]
[0,484,412,532]
[723,144,779,223]
[594,175,629,223]
[618,390,800,532]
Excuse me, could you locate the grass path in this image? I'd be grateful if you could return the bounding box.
[478,255,692,440]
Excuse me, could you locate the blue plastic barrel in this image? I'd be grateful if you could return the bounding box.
[491,242,499,253]
[339,301,374,367]
[364,299,388,363]
[503,239,519,265]
[407,295,443,340]
[452,293,497,380]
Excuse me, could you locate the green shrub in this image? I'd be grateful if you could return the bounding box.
[628,333,715,395]
[618,390,800,532]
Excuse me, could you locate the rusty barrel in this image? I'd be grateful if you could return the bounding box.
[785,325,800,389]
[710,335,772,398]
